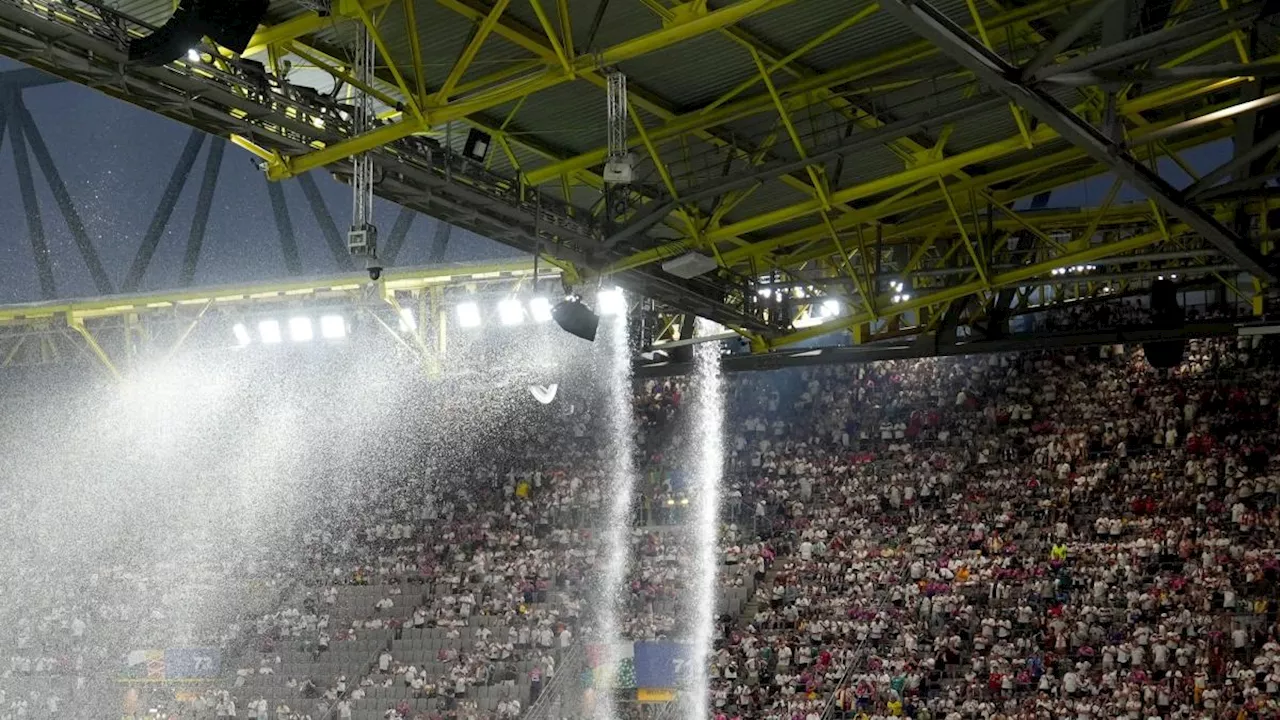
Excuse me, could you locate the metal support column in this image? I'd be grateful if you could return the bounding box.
[8,95,54,299]
[180,139,225,286]
[14,101,114,294]
[382,206,415,265]
[881,0,1276,281]
[298,172,356,270]
[428,220,453,264]
[123,130,204,292]
[266,178,302,275]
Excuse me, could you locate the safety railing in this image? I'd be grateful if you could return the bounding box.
[522,643,585,720]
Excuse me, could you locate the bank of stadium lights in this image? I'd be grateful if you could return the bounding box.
[498,298,526,326]
[319,315,347,339]
[529,297,553,323]
[597,287,626,316]
[398,308,415,333]
[258,319,282,344]
[442,297,560,331]
[456,302,482,329]
[1050,264,1098,277]
[234,315,347,346]
[289,317,314,343]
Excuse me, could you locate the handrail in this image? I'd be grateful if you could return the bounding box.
[523,644,584,720]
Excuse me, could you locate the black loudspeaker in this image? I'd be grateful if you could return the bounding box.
[1143,278,1186,369]
[551,299,599,342]
[129,0,270,66]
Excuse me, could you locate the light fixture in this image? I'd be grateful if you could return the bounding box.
[186,48,200,62]
[821,299,841,317]
[901,293,911,302]
[232,323,251,347]
[552,297,599,341]
[597,287,626,316]
[463,129,491,162]
[258,319,281,344]
[456,302,482,328]
[289,317,314,342]
[498,298,525,326]
[892,294,903,303]
[529,297,553,323]
[128,0,270,66]
[320,315,346,340]
[398,308,415,332]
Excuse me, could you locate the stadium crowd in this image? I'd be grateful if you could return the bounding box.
[4,331,1280,720]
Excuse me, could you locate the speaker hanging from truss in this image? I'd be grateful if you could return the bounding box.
[602,70,636,186]
[347,21,382,280]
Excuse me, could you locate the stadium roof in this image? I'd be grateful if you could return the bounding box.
[0,0,1277,351]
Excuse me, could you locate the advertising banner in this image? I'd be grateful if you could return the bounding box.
[633,642,694,689]
[163,648,221,679]
[585,642,635,689]
[122,648,220,681]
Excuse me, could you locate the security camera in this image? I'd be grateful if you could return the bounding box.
[368,264,383,281]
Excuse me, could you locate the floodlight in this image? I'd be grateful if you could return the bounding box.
[552,298,599,342]
[529,297,553,323]
[186,48,200,62]
[289,317,314,342]
[232,323,251,347]
[597,287,626,316]
[320,315,346,340]
[128,0,269,66]
[498,298,525,326]
[398,308,415,332]
[821,299,841,317]
[258,319,282,344]
[457,302,482,328]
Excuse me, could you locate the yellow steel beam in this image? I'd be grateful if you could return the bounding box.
[243,12,334,58]
[0,261,549,326]
[767,227,1172,348]
[241,0,393,57]
[780,123,1243,270]
[69,318,121,381]
[266,0,795,179]
[526,0,1071,184]
[939,180,987,286]
[440,0,839,208]
[747,46,829,207]
[351,2,425,122]
[619,114,1229,276]
[705,76,1251,258]
[701,3,879,115]
[436,0,513,101]
[528,0,573,76]
[402,0,428,105]
[556,0,574,61]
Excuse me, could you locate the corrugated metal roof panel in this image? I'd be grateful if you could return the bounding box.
[616,33,759,110]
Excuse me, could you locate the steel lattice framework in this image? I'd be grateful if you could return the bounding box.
[0,0,1278,357]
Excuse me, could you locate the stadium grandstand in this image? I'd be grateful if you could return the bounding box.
[1,0,1280,719]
